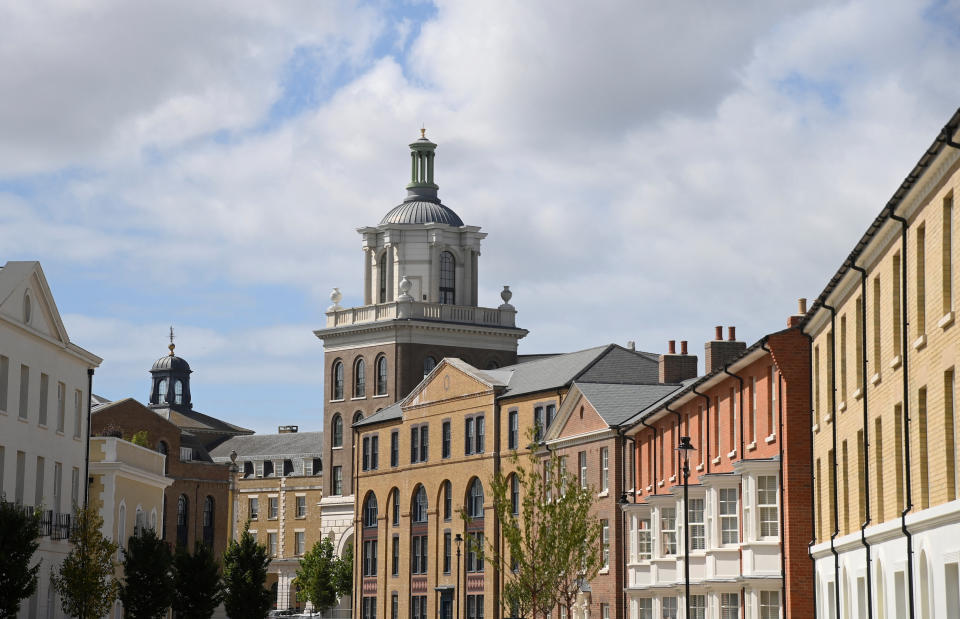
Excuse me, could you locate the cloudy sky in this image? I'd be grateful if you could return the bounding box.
[3,0,958,434]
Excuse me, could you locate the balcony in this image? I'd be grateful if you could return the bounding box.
[322,300,518,330]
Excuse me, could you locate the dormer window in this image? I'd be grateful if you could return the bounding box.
[439,251,455,304]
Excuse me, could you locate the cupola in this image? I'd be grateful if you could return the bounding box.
[149,327,192,411]
[379,129,464,226]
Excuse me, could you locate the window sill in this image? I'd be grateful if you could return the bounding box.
[669,475,676,483]
[295,516,306,520]
[940,311,955,330]
[913,334,927,351]
[727,450,736,459]
[657,481,664,488]
[871,372,882,386]
[712,457,721,465]
[824,414,832,424]
[372,393,391,399]
[350,396,366,401]
[695,464,704,472]
[812,423,819,433]
[598,490,609,498]
[17,416,28,424]
[853,388,862,401]
[598,567,610,575]
[38,423,47,430]
[765,434,776,445]
[646,485,653,492]
[329,398,345,403]
[889,355,902,370]
[747,441,757,452]
[838,401,847,413]
[332,446,343,451]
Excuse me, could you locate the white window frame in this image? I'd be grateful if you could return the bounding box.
[660,507,676,556]
[688,497,705,551]
[719,488,739,545]
[758,475,779,538]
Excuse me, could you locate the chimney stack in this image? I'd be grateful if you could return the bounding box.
[788,297,808,328]
[278,425,298,434]
[627,340,636,351]
[705,325,746,374]
[660,339,698,384]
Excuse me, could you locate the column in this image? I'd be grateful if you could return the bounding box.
[429,243,439,303]
[386,245,395,302]
[471,250,479,306]
[363,249,372,305]
[462,247,473,307]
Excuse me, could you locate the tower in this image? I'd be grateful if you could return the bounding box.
[148,328,192,412]
[313,131,528,570]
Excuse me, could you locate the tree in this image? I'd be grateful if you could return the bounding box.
[0,501,41,619]
[130,430,150,448]
[53,504,119,619]
[475,435,602,619]
[334,540,353,597]
[119,528,174,618]
[221,523,272,619]
[293,538,339,614]
[173,542,223,619]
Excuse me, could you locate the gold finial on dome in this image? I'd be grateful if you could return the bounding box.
[168,326,175,356]
[420,126,426,139]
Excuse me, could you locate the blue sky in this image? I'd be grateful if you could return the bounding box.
[2,0,959,434]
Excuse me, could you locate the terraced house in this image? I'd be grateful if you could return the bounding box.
[807,108,960,619]
[351,343,665,619]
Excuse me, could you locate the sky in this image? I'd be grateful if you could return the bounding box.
[2,0,959,435]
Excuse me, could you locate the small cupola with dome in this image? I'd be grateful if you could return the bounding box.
[149,327,192,411]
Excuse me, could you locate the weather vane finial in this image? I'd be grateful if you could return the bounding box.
[420,126,426,139]
[168,326,175,356]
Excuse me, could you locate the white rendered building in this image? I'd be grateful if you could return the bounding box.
[0,261,102,618]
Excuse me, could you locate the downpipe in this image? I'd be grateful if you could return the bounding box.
[721,368,745,458]
[891,213,916,619]
[851,263,874,619]
[641,419,657,495]
[692,388,711,474]
[761,342,787,614]
[823,302,840,619]
[802,330,817,619]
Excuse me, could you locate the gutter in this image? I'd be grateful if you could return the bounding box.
[890,212,916,619]
[692,388,711,474]
[851,263,874,619]
[823,302,841,619]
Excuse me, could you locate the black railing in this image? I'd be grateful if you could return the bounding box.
[52,512,73,540]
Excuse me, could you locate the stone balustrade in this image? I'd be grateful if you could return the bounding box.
[325,300,518,329]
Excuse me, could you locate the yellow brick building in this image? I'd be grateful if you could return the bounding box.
[805,108,960,619]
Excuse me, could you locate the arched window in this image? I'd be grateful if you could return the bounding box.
[353,411,364,425]
[156,379,167,404]
[439,251,455,304]
[392,488,400,526]
[363,493,378,528]
[23,292,31,323]
[176,495,189,547]
[442,480,452,521]
[202,497,214,547]
[510,474,519,515]
[354,359,366,398]
[412,485,428,523]
[332,414,343,447]
[468,478,484,519]
[174,380,183,405]
[332,360,344,400]
[423,356,437,378]
[378,252,388,303]
[376,355,388,396]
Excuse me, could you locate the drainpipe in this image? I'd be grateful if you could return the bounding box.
[692,388,711,474]
[665,404,682,482]
[802,330,817,619]
[823,302,840,619]
[851,263,874,619]
[891,212,916,619]
[83,368,94,511]
[761,342,787,610]
[722,368,745,457]
[641,419,657,495]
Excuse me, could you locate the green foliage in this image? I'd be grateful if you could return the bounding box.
[173,542,223,619]
[334,540,353,597]
[0,501,42,619]
[53,504,119,619]
[221,523,271,619]
[293,538,339,613]
[119,528,174,618]
[130,430,150,448]
[475,431,603,619]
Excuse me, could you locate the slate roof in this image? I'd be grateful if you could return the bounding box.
[210,431,323,461]
[576,381,687,427]
[155,407,253,437]
[353,401,403,428]
[380,200,464,226]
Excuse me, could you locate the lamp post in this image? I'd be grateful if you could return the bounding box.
[455,533,463,619]
[676,436,695,619]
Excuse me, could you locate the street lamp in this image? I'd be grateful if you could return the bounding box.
[455,533,463,619]
[676,436,695,619]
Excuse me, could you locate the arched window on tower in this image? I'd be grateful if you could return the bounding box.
[423,356,437,378]
[332,414,343,447]
[468,478,484,519]
[332,360,344,400]
[156,379,167,404]
[176,495,189,547]
[354,358,366,398]
[378,252,388,303]
[413,485,428,523]
[174,380,183,405]
[376,355,388,396]
[439,251,455,304]
[202,496,215,547]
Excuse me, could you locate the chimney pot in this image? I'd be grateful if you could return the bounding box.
[798,298,808,314]
[668,340,676,354]
[714,326,723,341]
[728,326,736,341]
[627,340,635,351]
[680,340,688,355]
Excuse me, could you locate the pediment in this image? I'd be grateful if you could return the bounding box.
[0,261,69,344]
[545,386,609,441]
[405,359,497,407]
